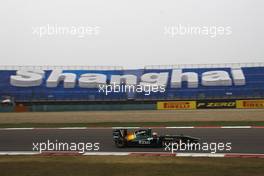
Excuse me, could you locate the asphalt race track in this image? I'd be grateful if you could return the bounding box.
[0,128,263,154]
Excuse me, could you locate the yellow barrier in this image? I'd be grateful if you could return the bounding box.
[236,100,264,109]
[157,101,196,110]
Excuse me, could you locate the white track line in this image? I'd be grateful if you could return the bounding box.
[0,151,39,155]
[112,127,140,129]
[166,127,194,129]
[0,126,264,130]
[0,151,263,158]
[84,152,130,156]
[221,126,252,129]
[1,128,34,130]
[176,153,225,157]
[57,127,88,130]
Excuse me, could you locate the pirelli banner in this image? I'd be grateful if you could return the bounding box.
[196,100,236,109]
[157,101,197,110]
[157,99,264,110]
[236,100,264,109]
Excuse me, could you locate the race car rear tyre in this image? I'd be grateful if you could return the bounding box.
[115,139,126,148]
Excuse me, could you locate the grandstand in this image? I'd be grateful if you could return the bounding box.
[0,63,264,111]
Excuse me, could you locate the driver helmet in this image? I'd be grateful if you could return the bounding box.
[152,132,158,138]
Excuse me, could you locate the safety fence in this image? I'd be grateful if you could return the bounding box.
[1,99,264,112]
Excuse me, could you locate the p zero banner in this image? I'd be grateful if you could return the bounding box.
[236,100,264,109]
[157,101,196,110]
[196,100,236,109]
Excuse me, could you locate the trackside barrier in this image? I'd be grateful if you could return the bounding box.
[0,105,14,112]
[2,99,264,112]
[157,99,264,110]
[31,104,156,112]
[157,101,196,110]
[236,100,264,109]
[196,100,236,109]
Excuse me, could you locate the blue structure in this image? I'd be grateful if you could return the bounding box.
[0,66,264,102]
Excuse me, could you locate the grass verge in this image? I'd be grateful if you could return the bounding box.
[0,156,264,176]
[0,121,264,128]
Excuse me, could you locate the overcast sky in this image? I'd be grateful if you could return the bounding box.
[0,0,263,68]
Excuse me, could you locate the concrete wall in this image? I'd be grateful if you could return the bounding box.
[30,104,156,112]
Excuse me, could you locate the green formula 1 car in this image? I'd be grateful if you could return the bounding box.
[113,128,200,148]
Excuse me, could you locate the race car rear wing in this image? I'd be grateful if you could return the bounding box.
[112,129,128,140]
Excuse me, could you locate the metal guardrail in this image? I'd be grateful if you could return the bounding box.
[144,62,264,69]
[0,65,124,70]
[1,63,264,70]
